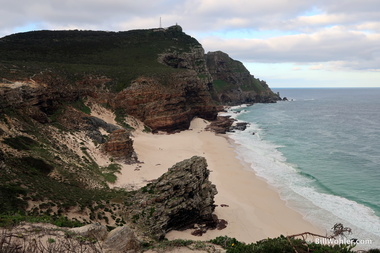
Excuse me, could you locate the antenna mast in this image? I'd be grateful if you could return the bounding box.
[159,17,162,28]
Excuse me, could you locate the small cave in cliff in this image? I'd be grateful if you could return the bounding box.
[166,208,200,232]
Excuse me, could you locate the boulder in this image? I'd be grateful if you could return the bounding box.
[130,156,217,240]
[102,226,140,253]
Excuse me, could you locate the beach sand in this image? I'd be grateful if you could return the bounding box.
[112,117,325,243]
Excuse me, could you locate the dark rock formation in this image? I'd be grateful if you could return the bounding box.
[205,116,235,134]
[205,116,250,133]
[230,122,250,131]
[129,156,217,240]
[102,129,136,162]
[83,117,119,144]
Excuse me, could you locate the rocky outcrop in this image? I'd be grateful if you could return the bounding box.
[111,76,217,133]
[206,116,250,134]
[0,78,90,113]
[83,116,120,144]
[205,116,235,134]
[128,156,217,240]
[158,42,213,86]
[206,51,280,105]
[102,129,136,162]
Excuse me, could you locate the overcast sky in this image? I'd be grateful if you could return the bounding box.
[1,0,380,87]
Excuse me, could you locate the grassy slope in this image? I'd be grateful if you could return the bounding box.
[0,27,197,91]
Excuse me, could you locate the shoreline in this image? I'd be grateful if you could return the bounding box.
[113,118,325,243]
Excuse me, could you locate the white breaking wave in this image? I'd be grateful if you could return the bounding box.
[226,107,380,250]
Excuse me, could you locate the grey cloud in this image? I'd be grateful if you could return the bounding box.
[201,28,380,70]
[0,0,177,34]
[1,0,380,72]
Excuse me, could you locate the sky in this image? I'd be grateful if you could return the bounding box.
[1,0,380,88]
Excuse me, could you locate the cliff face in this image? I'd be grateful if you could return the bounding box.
[206,51,280,105]
[110,74,216,133]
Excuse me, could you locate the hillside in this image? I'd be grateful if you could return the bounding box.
[0,26,283,252]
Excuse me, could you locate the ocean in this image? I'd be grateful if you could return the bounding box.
[225,88,380,249]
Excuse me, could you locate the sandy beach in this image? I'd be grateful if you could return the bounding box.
[112,117,325,243]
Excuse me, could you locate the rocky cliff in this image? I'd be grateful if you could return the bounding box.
[206,51,280,105]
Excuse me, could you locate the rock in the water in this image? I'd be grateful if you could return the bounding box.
[103,226,140,253]
[230,122,249,131]
[130,156,217,240]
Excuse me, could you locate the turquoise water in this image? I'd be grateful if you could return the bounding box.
[225,88,380,248]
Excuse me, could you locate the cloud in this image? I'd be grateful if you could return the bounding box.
[1,0,380,73]
[309,64,324,70]
[200,26,380,71]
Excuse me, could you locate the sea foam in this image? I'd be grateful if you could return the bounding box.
[223,106,380,249]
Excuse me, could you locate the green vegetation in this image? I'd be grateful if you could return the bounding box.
[2,136,39,150]
[210,235,357,253]
[114,108,134,130]
[71,97,91,114]
[0,114,129,225]
[0,27,199,91]
[212,79,231,92]
[0,213,83,228]
[141,239,197,251]
[20,156,54,175]
[101,163,122,183]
